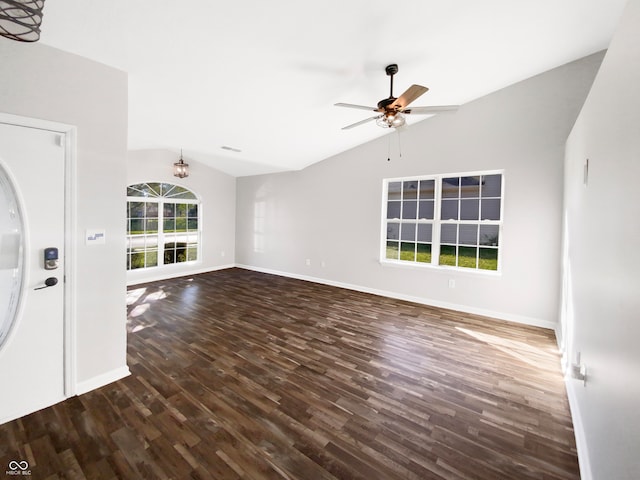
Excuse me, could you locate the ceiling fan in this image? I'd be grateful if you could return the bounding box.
[335,64,459,130]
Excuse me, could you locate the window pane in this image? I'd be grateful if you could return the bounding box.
[441,199,458,220]
[459,224,478,246]
[163,247,175,265]
[386,241,399,260]
[482,174,502,197]
[400,242,416,261]
[176,243,188,263]
[440,245,456,266]
[479,248,498,270]
[403,181,419,199]
[129,251,145,269]
[188,204,198,217]
[387,222,399,240]
[164,218,176,231]
[165,185,197,199]
[145,202,158,217]
[129,202,145,218]
[145,219,158,233]
[418,200,434,220]
[160,183,175,196]
[442,177,459,198]
[387,201,401,219]
[164,203,175,217]
[416,243,431,263]
[187,247,198,262]
[388,182,402,201]
[419,180,435,199]
[128,183,160,198]
[188,218,198,230]
[480,225,499,246]
[176,203,187,217]
[460,176,481,198]
[417,224,432,243]
[459,247,478,268]
[130,219,144,233]
[400,222,416,241]
[481,198,501,220]
[402,200,418,219]
[176,218,187,231]
[441,224,457,244]
[146,183,162,196]
[460,199,479,220]
[145,250,158,268]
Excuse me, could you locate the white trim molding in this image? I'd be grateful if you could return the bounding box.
[236,264,557,331]
[565,378,593,480]
[75,366,131,396]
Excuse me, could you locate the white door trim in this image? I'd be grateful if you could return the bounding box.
[0,112,78,398]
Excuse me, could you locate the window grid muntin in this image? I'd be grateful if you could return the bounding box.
[127,184,200,270]
[382,171,503,272]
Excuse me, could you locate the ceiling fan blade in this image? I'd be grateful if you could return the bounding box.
[402,105,459,114]
[334,102,380,112]
[390,84,429,109]
[341,116,381,130]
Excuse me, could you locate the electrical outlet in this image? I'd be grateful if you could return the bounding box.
[448,279,455,288]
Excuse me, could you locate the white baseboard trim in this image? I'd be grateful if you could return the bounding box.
[235,264,557,330]
[565,378,592,480]
[75,366,131,396]
[126,263,236,287]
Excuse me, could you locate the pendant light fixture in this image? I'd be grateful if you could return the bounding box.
[173,149,189,178]
[0,0,46,42]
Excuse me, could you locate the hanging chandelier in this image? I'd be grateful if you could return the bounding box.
[173,149,189,178]
[0,0,46,42]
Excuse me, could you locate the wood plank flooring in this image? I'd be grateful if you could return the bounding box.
[0,268,580,479]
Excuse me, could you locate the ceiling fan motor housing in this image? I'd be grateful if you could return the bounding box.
[377,97,397,110]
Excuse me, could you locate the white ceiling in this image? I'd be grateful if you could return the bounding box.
[38,0,627,176]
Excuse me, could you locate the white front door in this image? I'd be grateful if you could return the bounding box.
[0,121,67,424]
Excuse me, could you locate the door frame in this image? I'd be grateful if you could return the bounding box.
[0,112,78,398]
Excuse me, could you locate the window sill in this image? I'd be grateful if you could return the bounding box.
[379,259,501,276]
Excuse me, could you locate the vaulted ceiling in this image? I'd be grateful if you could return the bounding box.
[39,0,628,176]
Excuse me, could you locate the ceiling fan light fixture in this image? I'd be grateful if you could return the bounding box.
[376,112,406,129]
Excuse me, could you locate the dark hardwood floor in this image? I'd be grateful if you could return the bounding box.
[0,268,579,479]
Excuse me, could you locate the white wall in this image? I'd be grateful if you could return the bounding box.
[0,41,129,391]
[126,149,236,285]
[236,53,604,328]
[562,0,640,478]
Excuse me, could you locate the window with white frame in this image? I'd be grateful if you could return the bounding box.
[126,182,200,270]
[382,171,503,271]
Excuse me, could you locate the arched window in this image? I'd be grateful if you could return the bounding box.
[126,182,200,270]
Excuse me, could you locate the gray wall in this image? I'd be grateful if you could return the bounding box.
[126,149,236,285]
[562,0,640,478]
[0,41,128,390]
[236,52,604,328]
